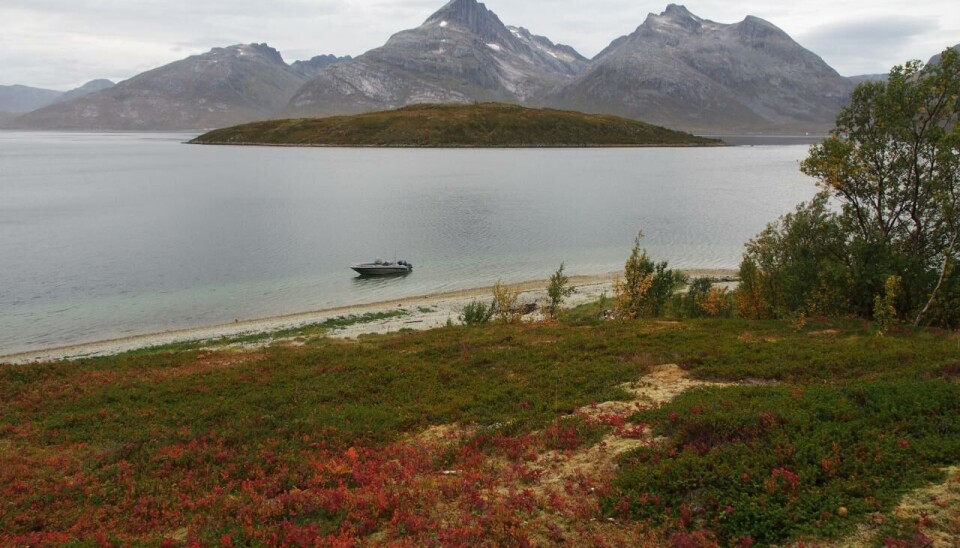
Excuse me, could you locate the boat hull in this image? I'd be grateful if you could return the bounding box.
[351,265,412,276]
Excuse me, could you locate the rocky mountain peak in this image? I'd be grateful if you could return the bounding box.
[553,4,854,133]
[663,4,698,20]
[735,16,790,45]
[640,4,705,35]
[210,43,286,65]
[289,0,588,116]
[424,0,508,42]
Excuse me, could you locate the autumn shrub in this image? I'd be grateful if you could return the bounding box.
[735,258,771,319]
[492,280,522,324]
[614,231,687,319]
[683,278,734,319]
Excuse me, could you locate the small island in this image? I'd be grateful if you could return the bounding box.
[189,103,723,148]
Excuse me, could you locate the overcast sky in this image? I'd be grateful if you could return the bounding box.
[2,0,957,90]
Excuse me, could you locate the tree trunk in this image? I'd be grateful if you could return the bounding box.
[914,232,958,327]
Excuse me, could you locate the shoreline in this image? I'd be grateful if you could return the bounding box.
[187,141,726,149]
[0,269,737,365]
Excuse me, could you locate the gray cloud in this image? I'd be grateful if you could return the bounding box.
[797,15,939,74]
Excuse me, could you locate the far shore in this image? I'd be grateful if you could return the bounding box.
[0,269,738,365]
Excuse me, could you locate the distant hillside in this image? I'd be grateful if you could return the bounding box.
[53,79,115,104]
[0,80,116,117]
[191,103,721,147]
[16,44,307,130]
[0,85,63,114]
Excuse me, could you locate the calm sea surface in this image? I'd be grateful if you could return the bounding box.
[0,132,818,354]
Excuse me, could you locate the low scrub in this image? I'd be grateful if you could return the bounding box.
[2,319,958,545]
[608,380,960,545]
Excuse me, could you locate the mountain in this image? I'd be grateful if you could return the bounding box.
[928,43,959,65]
[0,85,63,114]
[290,55,351,78]
[0,80,117,119]
[16,44,307,130]
[288,0,588,117]
[549,4,854,133]
[54,79,115,104]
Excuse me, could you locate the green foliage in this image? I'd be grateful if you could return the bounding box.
[683,278,714,318]
[760,48,960,327]
[459,299,495,326]
[191,103,723,148]
[735,258,772,319]
[874,275,903,335]
[742,193,852,318]
[682,278,733,319]
[614,231,687,319]
[546,262,574,319]
[607,381,960,545]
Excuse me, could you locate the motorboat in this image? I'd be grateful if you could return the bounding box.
[350,259,413,276]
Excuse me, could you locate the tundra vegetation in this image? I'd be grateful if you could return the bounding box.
[189,103,723,148]
[2,50,959,547]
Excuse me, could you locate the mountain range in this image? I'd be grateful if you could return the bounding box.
[547,5,853,133]
[289,0,588,117]
[3,1,955,134]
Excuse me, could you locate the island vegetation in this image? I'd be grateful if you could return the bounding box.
[189,103,722,148]
[3,51,959,546]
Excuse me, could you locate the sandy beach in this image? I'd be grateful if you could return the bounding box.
[0,269,737,365]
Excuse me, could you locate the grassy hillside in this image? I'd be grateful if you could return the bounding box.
[2,315,959,545]
[190,103,723,147]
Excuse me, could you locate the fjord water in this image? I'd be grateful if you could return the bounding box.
[0,132,817,355]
